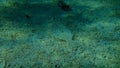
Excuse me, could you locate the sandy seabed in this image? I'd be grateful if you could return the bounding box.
[0,0,120,68]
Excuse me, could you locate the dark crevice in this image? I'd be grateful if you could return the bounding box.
[57,0,72,11]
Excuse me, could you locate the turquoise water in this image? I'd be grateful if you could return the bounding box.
[0,0,120,68]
